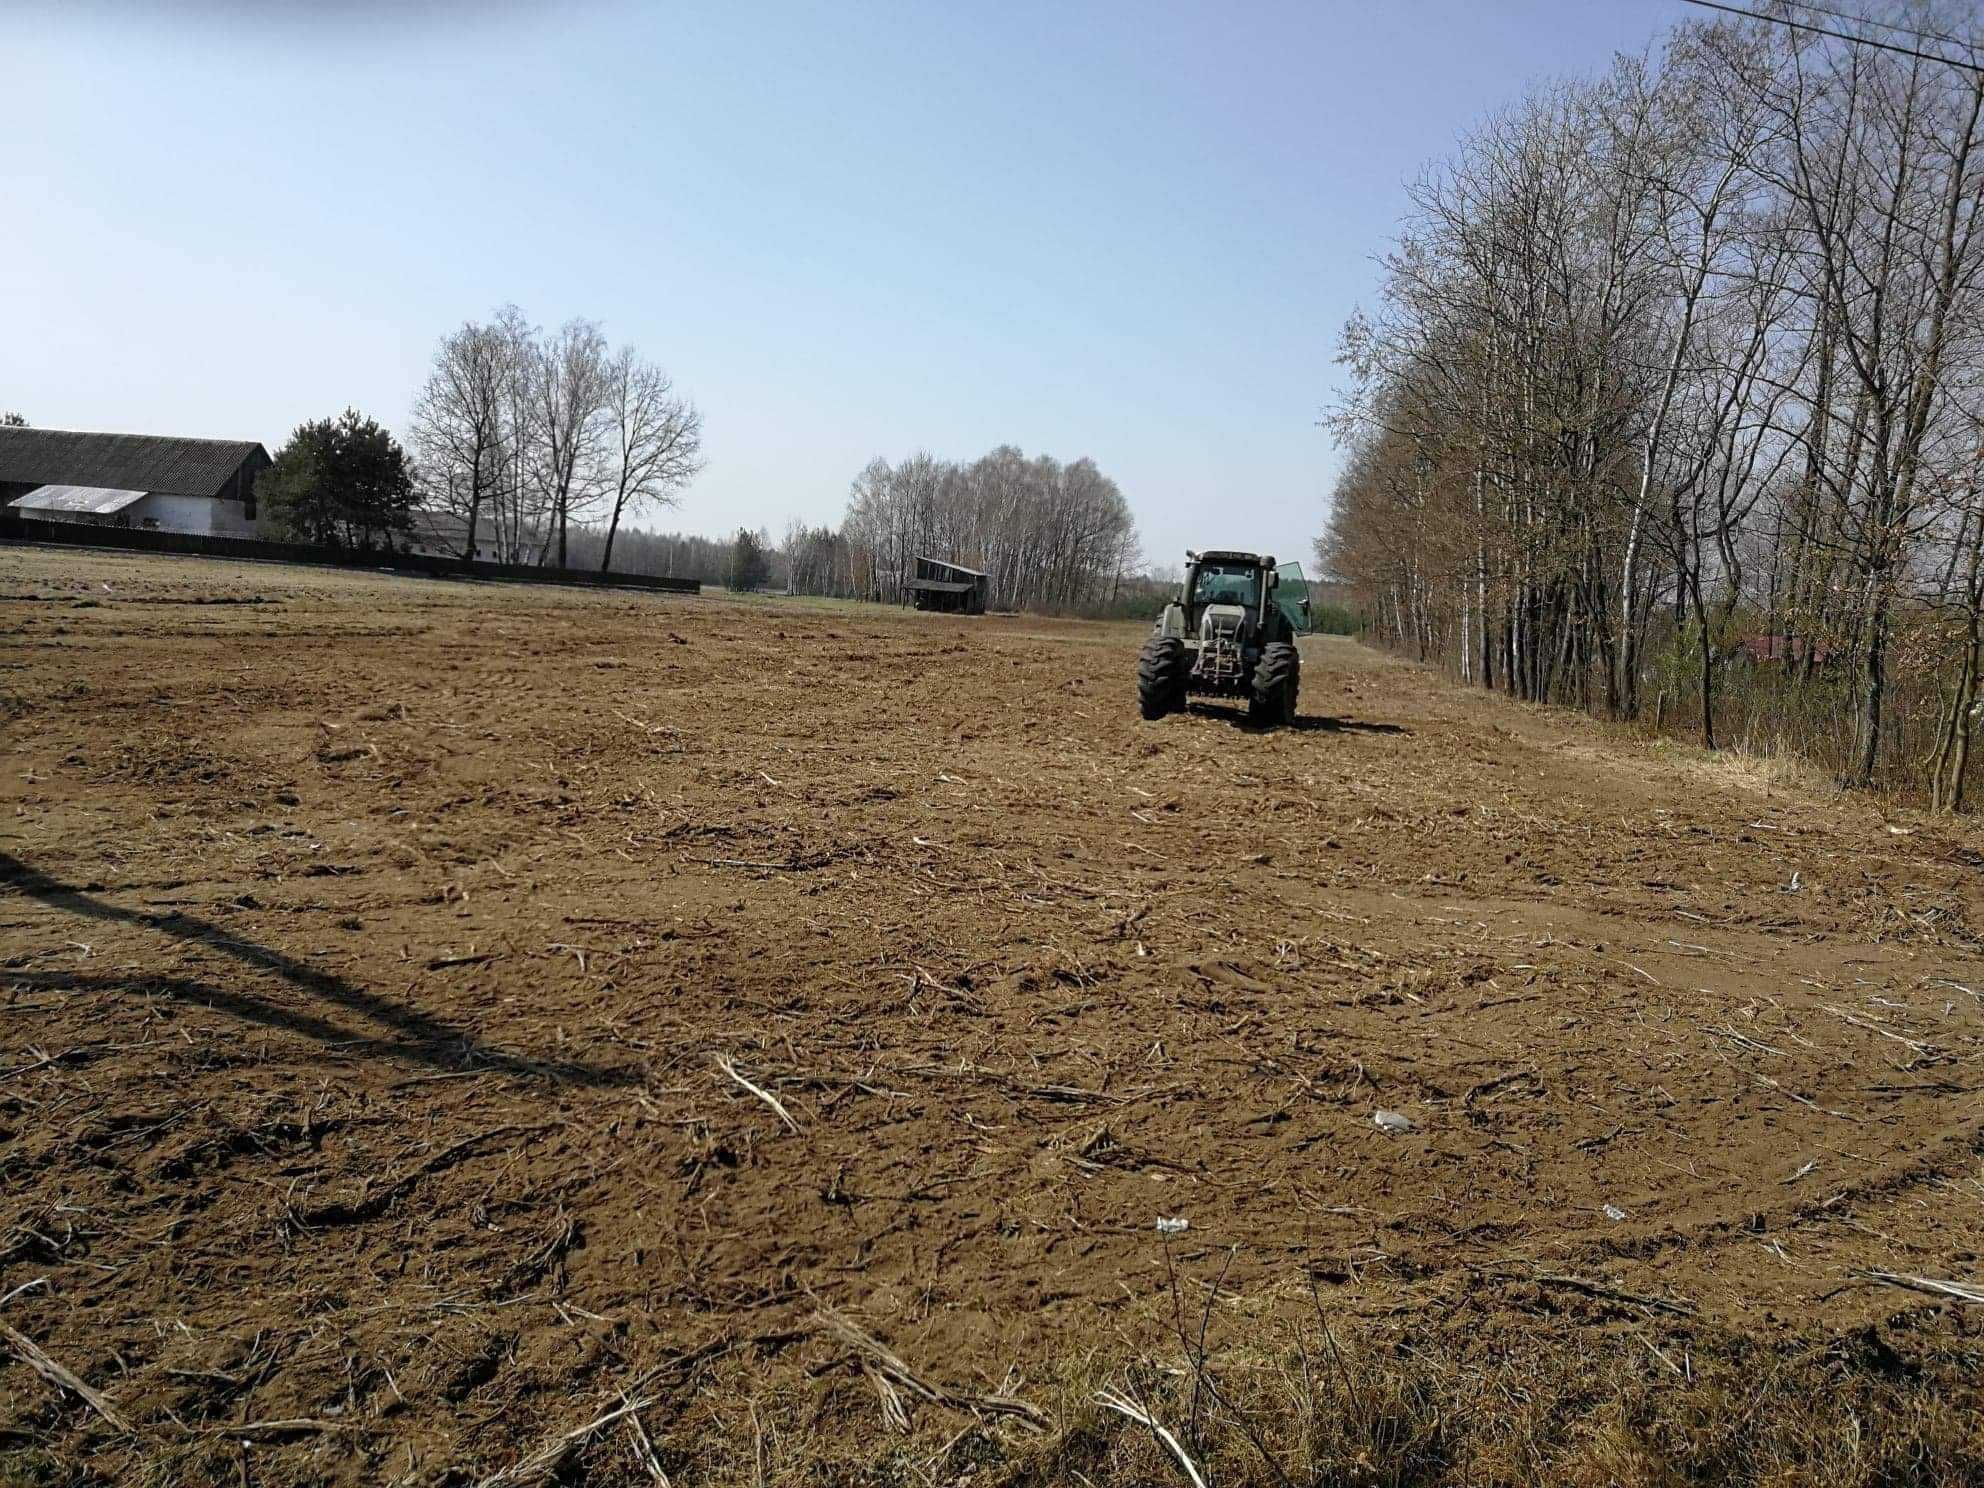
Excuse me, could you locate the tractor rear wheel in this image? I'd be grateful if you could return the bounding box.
[1250,642,1299,727]
[1138,636,1187,720]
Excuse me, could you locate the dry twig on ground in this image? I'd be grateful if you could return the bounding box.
[1095,1385,1209,1488]
[714,1053,800,1133]
[1,1319,136,1436]
[814,1306,1049,1431]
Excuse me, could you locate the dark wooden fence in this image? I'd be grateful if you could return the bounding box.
[0,516,701,595]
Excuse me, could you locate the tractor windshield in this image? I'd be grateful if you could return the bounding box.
[1192,563,1259,608]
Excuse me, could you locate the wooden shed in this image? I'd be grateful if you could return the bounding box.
[908,555,989,615]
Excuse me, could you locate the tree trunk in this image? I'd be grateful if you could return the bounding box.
[1696,613,1715,752]
[1617,504,1643,717]
[600,489,628,574]
[463,477,483,570]
[1853,585,1890,788]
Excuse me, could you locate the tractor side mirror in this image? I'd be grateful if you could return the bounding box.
[1268,571,1280,589]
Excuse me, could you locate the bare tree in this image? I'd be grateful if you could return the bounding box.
[833,445,1138,611]
[486,305,541,564]
[524,318,611,569]
[598,348,704,573]
[410,307,709,571]
[409,315,516,562]
[1322,5,1984,801]
[1752,15,1984,783]
[780,519,849,596]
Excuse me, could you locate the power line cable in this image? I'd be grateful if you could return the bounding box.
[1680,0,1984,73]
[1784,0,1978,54]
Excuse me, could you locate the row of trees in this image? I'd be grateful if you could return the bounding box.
[407,307,704,572]
[771,447,1139,612]
[487,521,771,594]
[1323,4,1984,801]
[31,316,1147,617]
[18,312,1148,616]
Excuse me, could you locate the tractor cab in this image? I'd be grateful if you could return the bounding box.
[1185,551,1277,633]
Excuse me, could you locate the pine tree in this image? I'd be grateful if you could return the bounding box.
[726,527,769,591]
[260,409,416,550]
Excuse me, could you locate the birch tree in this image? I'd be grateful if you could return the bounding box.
[409,315,516,562]
[598,348,704,573]
[1321,5,1984,802]
[527,318,610,569]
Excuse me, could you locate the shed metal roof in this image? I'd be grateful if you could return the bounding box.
[8,484,148,516]
[0,427,268,499]
[916,555,988,579]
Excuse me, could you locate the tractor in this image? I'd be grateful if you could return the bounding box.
[1137,550,1301,726]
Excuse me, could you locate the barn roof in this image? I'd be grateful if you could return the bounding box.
[8,484,149,516]
[0,427,269,499]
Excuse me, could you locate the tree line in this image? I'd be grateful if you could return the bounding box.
[774,446,1140,613]
[1322,4,1984,803]
[238,321,1150,618]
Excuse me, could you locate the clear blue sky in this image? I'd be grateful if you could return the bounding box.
[5,0,1693,570]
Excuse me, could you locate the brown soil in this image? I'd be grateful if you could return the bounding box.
[3,547,1983,1485]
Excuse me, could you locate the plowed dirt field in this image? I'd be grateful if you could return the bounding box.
[4,547,1983,1485]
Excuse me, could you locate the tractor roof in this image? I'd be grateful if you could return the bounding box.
[1192,549,1275,567]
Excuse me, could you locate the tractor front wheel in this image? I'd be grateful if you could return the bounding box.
[1138,636,1187,720]
[1250,642,1299,727]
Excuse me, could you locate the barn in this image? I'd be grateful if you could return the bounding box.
[0,427,271,538]
[908,555,990,614]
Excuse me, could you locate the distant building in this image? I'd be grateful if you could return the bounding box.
[908,555,989,614]
[0,427,270,537]
[1736,632,1836,667]
[403,509,497,563]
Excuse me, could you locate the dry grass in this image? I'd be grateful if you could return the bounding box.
[14,1294,1968,1485]
[1388,623,1971,811]
[1637,734,1840,801]
[475,1304,1983,1487]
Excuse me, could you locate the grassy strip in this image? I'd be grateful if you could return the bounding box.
[651,1310,1982,1487]
[4,1305,1979,1484]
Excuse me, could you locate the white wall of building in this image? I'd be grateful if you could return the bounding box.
[128,493,260,537]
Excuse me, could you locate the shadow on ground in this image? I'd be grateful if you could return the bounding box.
[1292,715,1409,735]
[1183,702,1410,736]
[0,852,634,1086]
